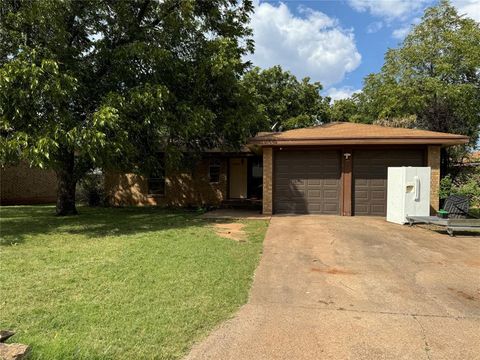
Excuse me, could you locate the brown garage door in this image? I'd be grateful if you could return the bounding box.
[274,150,341,214]
[353,149,424,216]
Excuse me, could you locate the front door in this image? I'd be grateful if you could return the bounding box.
[229,158,247,199]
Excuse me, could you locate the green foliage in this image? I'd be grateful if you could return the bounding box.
[440,167,480,208]
[439,174,454,200]
[0,0,257,213]
[330,98,358,122]
[356,0,480,152]
[242,65,330,130]
[77,171,105,207]
[470,207,480,218]
[458,177,480,208]
[0,49,125,171]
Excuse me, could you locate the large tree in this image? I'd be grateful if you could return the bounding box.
[357,0,480,170]
[330,97,359,123]
[0,0,257,215]
[241,65,331,131]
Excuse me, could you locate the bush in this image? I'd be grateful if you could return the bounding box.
[439,175,454,201]
[458,177,480,208]
[440,168,480,208]
[77,171,105,207]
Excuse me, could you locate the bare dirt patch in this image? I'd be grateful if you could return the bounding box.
[213,223,246,242]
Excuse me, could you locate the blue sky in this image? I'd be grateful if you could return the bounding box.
[247,0,480,100]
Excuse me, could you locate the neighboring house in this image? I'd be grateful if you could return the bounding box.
[463,151,480,167]
[106,122,468,216]
[0,163,57,205]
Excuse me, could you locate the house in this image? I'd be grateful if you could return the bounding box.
[105,148,263,208]
[106,122,469,216]
[0,163,57,205]
[462,151,480,167]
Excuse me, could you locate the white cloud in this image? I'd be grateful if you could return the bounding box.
[349,0,480,24]
[451,0,480,22]
[348,0,430,20]
[326,86,361,101]
[392,26,411,39]
[366,21,383,33]
[392,17,421,40]
[248,1,361,86]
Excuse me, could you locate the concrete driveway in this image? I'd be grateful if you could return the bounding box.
[186,216,480,360]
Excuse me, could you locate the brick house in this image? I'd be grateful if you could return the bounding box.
[105,150,263,208]
[106,122,468,216]
[0,163,57,205]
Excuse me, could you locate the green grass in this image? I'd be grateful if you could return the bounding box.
[0,206,268,359]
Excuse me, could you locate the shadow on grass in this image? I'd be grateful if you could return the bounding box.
[0,205,211,246]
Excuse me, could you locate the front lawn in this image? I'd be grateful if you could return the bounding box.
[0,206,268,359]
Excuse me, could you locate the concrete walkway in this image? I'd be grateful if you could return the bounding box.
[200,209,270,220]
[186,216,480,360]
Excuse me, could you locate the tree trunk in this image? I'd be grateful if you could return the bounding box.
[56,153,78,216]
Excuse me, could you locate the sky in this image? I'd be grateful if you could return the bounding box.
[246,0,480,101]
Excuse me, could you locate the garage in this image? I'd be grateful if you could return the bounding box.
[352,149,425,216]
[250,122,469,216]
[274,150,341,214]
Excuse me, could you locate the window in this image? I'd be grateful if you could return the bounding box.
[209,159,221,183]
[251,159,263,178]
[147,164,165,196]
[147,177,165,196]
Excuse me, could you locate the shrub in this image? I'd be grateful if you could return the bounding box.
[77,171,105,207]
[439,175,454,200]
[440,168,480,208]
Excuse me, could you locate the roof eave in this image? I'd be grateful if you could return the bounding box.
[249,137,469,147]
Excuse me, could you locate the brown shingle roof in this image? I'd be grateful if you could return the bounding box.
[250,122,469,146]
[464,151,480,164]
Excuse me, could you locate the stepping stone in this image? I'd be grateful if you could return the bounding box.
[0,343,30,360]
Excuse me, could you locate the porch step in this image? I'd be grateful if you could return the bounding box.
[221,199,262,210]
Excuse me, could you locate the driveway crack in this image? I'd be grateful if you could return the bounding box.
[413,315,432,360]
[252,300,479,320]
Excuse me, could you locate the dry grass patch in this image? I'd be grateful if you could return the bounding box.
[213,222,247,242]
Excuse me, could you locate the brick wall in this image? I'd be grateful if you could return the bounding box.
[0,163,57,205]
[428,145,441,214]
[105,158,228,207]
[262,147,273,215]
